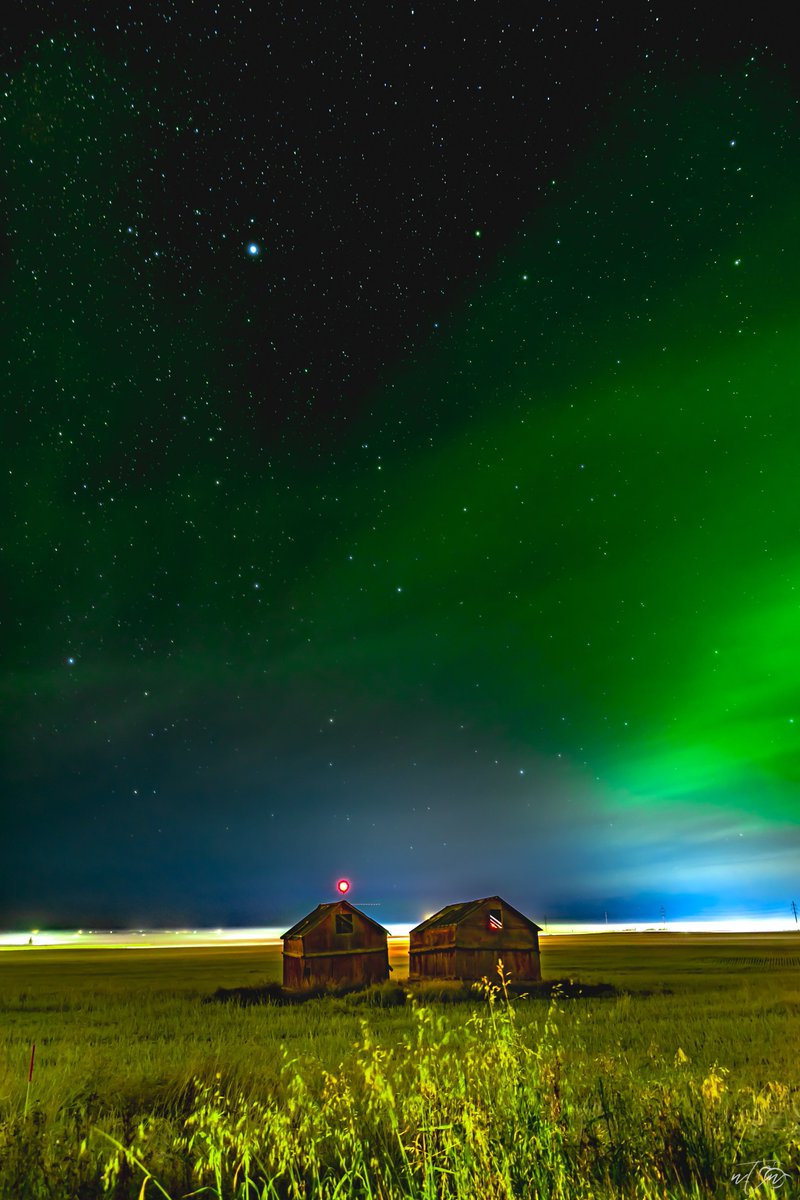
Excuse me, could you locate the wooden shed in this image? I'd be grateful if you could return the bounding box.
[281,900,390,989]
[409,895,542,982]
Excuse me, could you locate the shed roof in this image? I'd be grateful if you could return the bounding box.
[281,900,390,941]
[410,896,542,935]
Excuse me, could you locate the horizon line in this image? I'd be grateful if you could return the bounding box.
[2,914,799,949]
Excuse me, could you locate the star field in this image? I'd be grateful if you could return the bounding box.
[2,3,800,928]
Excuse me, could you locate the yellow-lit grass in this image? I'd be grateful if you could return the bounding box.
[1,935,798,1197]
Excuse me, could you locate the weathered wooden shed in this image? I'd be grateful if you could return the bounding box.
[281,900,390,988]
[409,895,542,982]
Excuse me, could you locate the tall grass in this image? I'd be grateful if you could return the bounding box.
[2,939,799,1197]
[1,961,798,1198]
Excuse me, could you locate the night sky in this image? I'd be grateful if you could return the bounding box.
[3,3,800,930]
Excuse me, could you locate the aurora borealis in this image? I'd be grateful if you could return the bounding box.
[3,5,800,929]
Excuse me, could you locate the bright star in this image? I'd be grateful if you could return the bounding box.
[247,243,260,256]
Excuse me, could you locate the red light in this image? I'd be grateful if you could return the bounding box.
[336,878,350,895]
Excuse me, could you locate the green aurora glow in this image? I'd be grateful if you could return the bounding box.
[3,49,800,921]
[302,76,800,828]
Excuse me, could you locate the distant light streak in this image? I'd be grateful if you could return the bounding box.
[2,914,799,951]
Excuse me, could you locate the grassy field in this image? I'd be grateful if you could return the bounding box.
[1,933,798,1198]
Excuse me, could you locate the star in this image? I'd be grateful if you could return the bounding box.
[247,243,260,257]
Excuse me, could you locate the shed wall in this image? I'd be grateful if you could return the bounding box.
[283,947,389,988]
[454,947,540,982]
[408,899,541,982]
[303,910,387,955]
[454,905,539,952]
[408,948,457,980]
